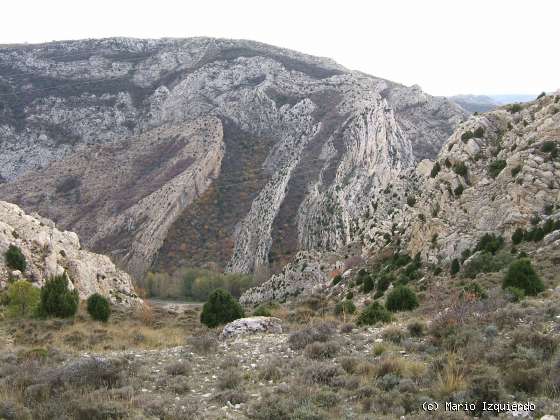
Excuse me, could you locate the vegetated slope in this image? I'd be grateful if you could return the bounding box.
[0,37,466,277]
[241,93,560,305]
[0,201,140,305]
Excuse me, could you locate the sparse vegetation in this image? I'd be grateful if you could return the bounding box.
[487,159,507,178]
[452,161,468,177]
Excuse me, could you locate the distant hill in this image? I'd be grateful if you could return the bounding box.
[450,93,539,113]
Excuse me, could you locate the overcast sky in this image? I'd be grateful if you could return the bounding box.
[1,0,558,96]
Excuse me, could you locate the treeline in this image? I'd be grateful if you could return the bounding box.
[137,267,257,301]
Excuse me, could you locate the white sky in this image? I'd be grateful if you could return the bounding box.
[1,0,558,96]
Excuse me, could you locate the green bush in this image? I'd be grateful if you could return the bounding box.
[253,305,272,317]
[463,282,487,299]
[461,131,474,142]
[508,104,522,113]
[450,259,460,276]
[362,275,375,293]
[334,300,356,316]
[504,286,525,302]
[487,160,507,178]
[346,291,354,300]
[430,161,441,178]
[357,302,392,325]
[475,233,504,254]
[541,141,557,154]
[406,196,416,207]
[453,184,464,197]
[502,259,544,296]
[86,293,111,322]
[39,275,79,318]
[200,289,244,328]
[331,274,342,286]
[453,161,468,176]
[5,245,26,272]
[7,280,40,318]
[473,127,484,138]
[462,250,514,279]
[511,165,522,177]
[511,228,525,245]
[537,92,546,99]
[385,286,419,312]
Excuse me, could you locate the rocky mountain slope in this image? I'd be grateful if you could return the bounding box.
[241,93,560,305]
[449,94,499,113]
[0,201,140,305]
[0,37,466,278]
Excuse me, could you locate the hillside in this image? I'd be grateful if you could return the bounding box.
[0,201,140,305]
[0,37,466,278]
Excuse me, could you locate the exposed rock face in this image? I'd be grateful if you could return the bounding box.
[0,201,140,305]
[0,37,466,277]
[240,93,560,304]
[449,94,499,113]
[220,316,282,339]
[405,94,560,263]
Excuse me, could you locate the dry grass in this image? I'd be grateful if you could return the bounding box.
[435,354,466,397]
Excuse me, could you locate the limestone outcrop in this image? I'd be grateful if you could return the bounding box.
[0,201,141,305]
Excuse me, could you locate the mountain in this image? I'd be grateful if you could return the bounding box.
[0,201,140,305]
[241,92,560,305]
[0,37,466,279]
[449,94,499,113]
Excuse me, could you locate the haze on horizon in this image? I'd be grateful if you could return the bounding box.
[1,0,557,97]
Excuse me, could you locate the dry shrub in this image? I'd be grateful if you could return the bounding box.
[288,321,336,350]
[217,368,243,390]
[382,326,407,344]
[189,332,218,355]
[164,361,191,376]
[375,357,405,378]
[304,341,339,359]
[259,357,283,381]
[301,361,344,386]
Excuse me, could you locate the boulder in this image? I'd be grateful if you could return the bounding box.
[220,316,282,339]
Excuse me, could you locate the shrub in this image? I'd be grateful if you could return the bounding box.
[217,368,243,390]
[357,302,392,325]
[385,286,419,312]
[487,160,507,178]
[362,275,375,293]
[508,104,522,113]
[511,165,522,177]
[511,228,525,244]
[331,274,342,285]
[502,258,544,296]
[453,161,468,176]
[288,322,335,350]
[305,341,339,359]
[475,233,504,254]
[406,196,416,207]
[450,259,460,276]
[467,368,503,415]
[189,332,218,354]
[7,280,40,317]
[253,305,272,317]
[346,291,354,300]
[165,361,191,376]
[537,92,546,99]
[453,184,464,197]
[86,293,111,322]
[5,245,26,272]
[200,289,244,328]
[473,127,484,138]
[504,286,525,302]
[430,161,441,178]
[334,300,356,316]
[39,275,79,318]
[541,141,557,154]
[463,282,487,299]
[407,320,426,337]
[463,250,514,279]
[461,131,473,142]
